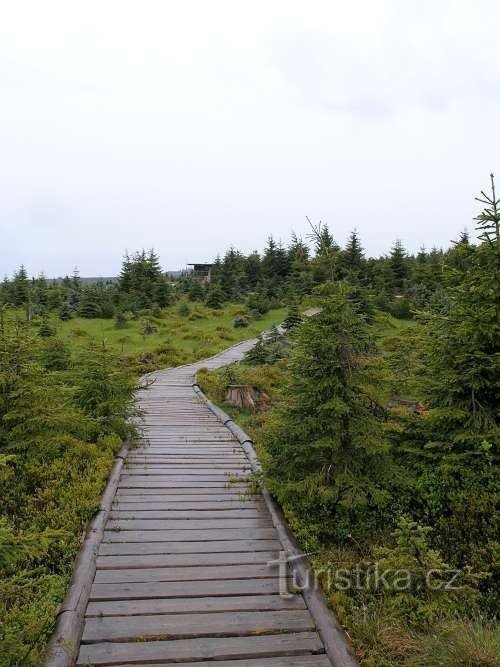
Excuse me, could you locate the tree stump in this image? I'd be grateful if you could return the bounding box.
[225,384,269,413]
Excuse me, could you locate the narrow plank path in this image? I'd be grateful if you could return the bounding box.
[76,339,335,666]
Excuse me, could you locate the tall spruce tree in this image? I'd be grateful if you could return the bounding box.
[389,239,408,291]
[342,229,366,283]
[75,342,136,439]
[12,266,30,307]
[343,229,364,270]
[244,251,263,289]
[288,232,310,273]
[422,176,499,432]
[78,288,102,318]
[282,302,303,332]
[118,249,164,307]
[0,323,88,453]
[307,219,341,283]
[205,284,224,309]
[58,301,72,321]
[400,176,500,572]
[219,247,246,299]
[264,285,392,543]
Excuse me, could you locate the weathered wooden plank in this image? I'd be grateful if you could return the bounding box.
[141,434,231,438]
[113,501,263,511]
[126,460,247,467]
[96,550,278,569]
[82,610,314,643]
[106,518,272,531]
[138,434,236,438]
[139,434,236,437]
[132,455,240,460]
[121,470,249,477]
[134,447,238,453]
[132,441,236,446]
[134,446,238,451]
[109,509,265,519]
[139,439,236,443]
[94,563,280,584]
[140,440,239,443]
[125,464,248,469]
[117,480,248,489]
[126,465,248,470]
[138,435,237,438]
[137,440,238,443]
[106,657,331,667]
[137,438,240,450]
[142,425,226,429]
[119,475,250,483]
[127,455,243,461]
[114,492,256,501]
[86,594,305,617]
[90,578,292,600]
[141,421,219,424]
[77,631,323,665]
[119,475,249,483]
[125,465,250,471]
[127,455,246,460]
[103,528,277,542]
[141,420,227,424]
[128,454,241,459]
[98,539,282,556]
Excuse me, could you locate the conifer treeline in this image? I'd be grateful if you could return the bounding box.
[0,230,469,320]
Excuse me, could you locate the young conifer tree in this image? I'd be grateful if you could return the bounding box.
[205,285,224,309]
[423,174,499,433]
[402,176,499,572]
[264,285,392,543]
[282,303,303,332]
[75,342,137,439]
[389,239,408,291]
[343,229,365,278]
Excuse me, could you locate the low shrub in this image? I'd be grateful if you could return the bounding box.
[177,302,190,317]
[141,320,158,335]
[233,315,249,328]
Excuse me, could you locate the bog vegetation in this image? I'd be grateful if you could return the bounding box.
[1,179,499,665]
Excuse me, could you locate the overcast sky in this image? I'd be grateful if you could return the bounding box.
[1,1,499,277]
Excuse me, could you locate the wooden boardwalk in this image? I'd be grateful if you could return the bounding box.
[70,340,349,666]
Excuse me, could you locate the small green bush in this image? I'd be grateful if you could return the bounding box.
[38,319,56,337]
[177,302,190,317]
[233,315,249,328]
[141,320,158,335]
[114,311,128,328]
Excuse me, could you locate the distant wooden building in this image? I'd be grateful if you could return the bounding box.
[187,263,213,283]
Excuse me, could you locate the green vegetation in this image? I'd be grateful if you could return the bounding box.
[34,303,285,366]
[1,179,498,665]
[0,305,286,666]
[0,254,287,665]
[197,180,499,665]
[0,325,136,665]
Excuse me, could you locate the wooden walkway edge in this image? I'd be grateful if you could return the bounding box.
[45,336,358,667]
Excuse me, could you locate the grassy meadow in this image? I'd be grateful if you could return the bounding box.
[13,302,287,373]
